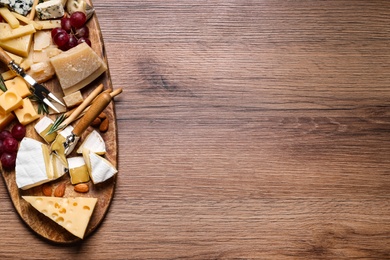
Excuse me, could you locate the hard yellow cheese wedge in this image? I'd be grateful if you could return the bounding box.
[0,33,33,57]
[22,196,97,239]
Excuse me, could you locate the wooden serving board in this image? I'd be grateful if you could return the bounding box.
[0,0,118,244]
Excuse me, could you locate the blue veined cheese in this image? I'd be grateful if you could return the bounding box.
[35,0,64,20]
[9,0,34,16]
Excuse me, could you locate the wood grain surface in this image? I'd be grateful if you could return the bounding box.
[1,0,390,259]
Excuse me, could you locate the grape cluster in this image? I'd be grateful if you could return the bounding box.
[52,11,91,51]
[0,124,26,171]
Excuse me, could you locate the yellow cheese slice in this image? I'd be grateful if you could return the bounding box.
[0,34,33,57]
[22,196,97,239]
[0,8,19,28]
[50,42,107,95]
[0,23,35,41]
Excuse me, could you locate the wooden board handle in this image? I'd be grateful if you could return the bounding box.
[73,92,112,137]
[0,46,13,65]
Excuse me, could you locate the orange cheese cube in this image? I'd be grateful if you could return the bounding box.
[0,112,15,131]
[14,98,39,125]
[0,88,23,113]
[5,77,31,98]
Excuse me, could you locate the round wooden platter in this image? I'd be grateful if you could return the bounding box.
[0,0,118,244]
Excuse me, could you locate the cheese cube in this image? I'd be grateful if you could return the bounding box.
[0,112,15,131]
[34,116,57,143]
[0,88,23,113]
[68,156,89,184]
[63,90,83,108]
[13,98,39,125]
[5,77,30,98]
[50,42,107,95]
[0,33,33,57]
[35,0,64,20]
[22,196,97,239]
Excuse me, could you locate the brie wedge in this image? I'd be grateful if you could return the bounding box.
[16,137,66,190]
[22,196,97,239]
[34,116,57,143]
[76,130,106,155]
[83,149,117,184]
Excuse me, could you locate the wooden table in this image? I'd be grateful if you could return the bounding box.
[1,0,390,258]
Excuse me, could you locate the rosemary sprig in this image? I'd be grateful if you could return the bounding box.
[29,94,49,114]
[0,75,7,92]
[46,113,67,135]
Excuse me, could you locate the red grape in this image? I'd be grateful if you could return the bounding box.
[54,32,70,49]
[11,123,26,141]
[75,26,89,38]
[0,141,3,155]
[1,152,16,171]
[68,34,78,49]
[78,37,91,47]
[51,27,66,38]
[3,137,18,154]
[0,130,12,141]
[61,17,72,33]
[70,12,86,29]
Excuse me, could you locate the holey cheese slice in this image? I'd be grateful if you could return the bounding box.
[50,42,107,95]
[83,149,117,184]
[22,196,97,239]
[16,137,66,190]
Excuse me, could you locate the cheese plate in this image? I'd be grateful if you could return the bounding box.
[0,0,118,243]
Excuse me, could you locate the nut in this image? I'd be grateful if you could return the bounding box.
[54,183,66,197]
[98,112,107,120]
[99,118,109,133]
[42,183,52,196]
[74,183,89,193]
[91,117,101,127]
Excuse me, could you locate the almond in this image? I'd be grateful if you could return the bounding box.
[42,183,52,196]
[98,112,107,120]
[99,118,109,133]
[54,183,66,197]
[74,183,89,193]
[91,117,101,127]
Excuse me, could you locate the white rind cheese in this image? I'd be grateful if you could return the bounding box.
[35,0,64,20]
[83,149,117,184]
[22,196,97,239]
[76,130,106,155]
[15,137,50,190]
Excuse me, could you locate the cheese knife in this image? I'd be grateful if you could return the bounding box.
[0,47,65,113]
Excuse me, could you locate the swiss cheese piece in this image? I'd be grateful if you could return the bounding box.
[34,116,57,143]
[83,149,117,184]
[4,76,30,98]
[13,98,39,125]
[0,112,15,131]
[50,42,107,95]
[22,196,97,239]
[0,23,35,41]
[15,138,51,190]
[0,33,33,57]
[76,130,106,155]
[68,156,89,184]
[0,88,22,113]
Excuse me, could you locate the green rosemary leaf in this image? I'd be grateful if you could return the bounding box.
[0,75,7,92]
[47,113,67,135]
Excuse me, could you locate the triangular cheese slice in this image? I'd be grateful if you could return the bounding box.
[76,130,106,155]
[22,196,97,239]
[83,149,117,184]
[16,137,51,190]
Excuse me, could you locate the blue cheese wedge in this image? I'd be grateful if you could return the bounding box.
[22,196,97,239]
[9,0,34,16]
[35,0,64,20]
